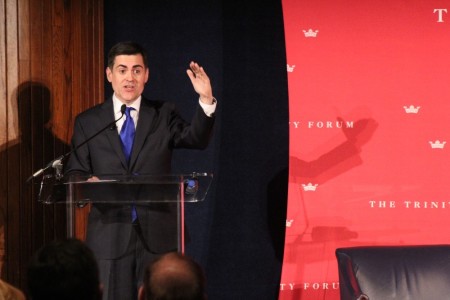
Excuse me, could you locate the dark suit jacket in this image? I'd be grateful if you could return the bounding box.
[65,97,214,259]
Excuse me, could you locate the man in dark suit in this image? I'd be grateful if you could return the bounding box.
[65,41,216,300]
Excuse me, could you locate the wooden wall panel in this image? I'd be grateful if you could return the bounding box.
[0,0,103,290]
[0,2,5,147]
[0,0,6,279]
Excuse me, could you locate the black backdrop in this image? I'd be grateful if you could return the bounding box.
[104,0,288,299]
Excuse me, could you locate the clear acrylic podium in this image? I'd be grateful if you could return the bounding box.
[38,172,213,252]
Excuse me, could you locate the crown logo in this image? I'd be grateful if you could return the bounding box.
[429,140,446,149]
[302,183,318,191]
[287,64,296,72]
[286,219,294,227]
[303,29,319,38]
[403,105,420,114]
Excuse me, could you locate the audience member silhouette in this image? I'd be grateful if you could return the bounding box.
[139,252,206,300]
[0,208,26,300]
[27,238,102,300]
[0,279,26,300]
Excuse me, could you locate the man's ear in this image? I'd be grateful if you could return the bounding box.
[106,67,112,82]
[144,67,149,83]
[138,285,145,300]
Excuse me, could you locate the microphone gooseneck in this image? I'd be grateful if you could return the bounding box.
[27,104,128,183]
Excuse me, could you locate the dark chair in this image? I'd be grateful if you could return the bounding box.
[335,245,450,300]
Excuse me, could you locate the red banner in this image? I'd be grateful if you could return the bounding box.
[280,1,450,299]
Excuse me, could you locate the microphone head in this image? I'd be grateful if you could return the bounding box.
[121,104,126,115]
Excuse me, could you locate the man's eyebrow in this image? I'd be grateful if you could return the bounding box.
[116,64,144,68]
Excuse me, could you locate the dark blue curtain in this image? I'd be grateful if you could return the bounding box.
[105,1,288,298]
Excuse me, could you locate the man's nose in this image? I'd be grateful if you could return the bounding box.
[126,71,134,81]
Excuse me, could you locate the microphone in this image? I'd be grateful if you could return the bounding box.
[110,104,126,130]
[28,155,64,180]
[26,104,127,183]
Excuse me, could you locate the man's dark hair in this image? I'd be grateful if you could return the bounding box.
[143,252,206,300]
[27,238,101,300]
[107,41,148,69]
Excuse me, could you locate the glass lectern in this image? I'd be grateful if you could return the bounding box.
[38,172,213,253]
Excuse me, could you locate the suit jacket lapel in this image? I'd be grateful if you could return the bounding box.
[101,99,129,169]
[129,99,157,170]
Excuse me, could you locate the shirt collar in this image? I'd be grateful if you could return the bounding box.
[112,94,141,115]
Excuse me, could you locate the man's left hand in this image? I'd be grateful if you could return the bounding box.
[186,61,214,104]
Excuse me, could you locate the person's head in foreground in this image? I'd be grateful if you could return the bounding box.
[139,252,206,300]
[27,238,102,300]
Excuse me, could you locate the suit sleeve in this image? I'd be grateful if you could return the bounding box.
[169,103,215,149]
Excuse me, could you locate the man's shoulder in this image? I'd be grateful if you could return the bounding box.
[141,97,170,107]
[141,97,176,112]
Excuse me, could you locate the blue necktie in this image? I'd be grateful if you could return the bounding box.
[119,107,138,222]
[120,107,135,164]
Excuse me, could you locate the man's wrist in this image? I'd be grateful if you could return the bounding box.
[199,97,217,117]
[199,96,216,105]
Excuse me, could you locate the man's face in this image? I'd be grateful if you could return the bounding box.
[106,54,149,104]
